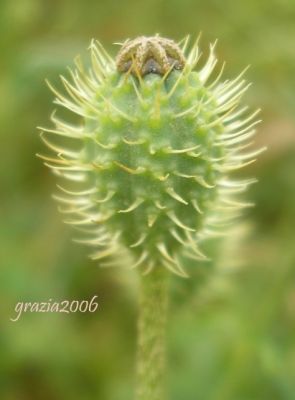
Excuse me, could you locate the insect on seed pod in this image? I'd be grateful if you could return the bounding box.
[38,35,265,277]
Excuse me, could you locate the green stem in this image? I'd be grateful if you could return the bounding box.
[136,268,169,400]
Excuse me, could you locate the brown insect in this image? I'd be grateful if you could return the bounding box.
[116,35,186,76]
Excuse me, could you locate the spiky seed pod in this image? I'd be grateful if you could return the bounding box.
[38,36,264,277]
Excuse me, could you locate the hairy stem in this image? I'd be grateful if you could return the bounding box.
[136,268,169,400]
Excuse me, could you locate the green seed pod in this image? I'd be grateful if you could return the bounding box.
[38,35,264,277]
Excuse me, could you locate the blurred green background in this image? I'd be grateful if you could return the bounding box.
[1,0,295,399]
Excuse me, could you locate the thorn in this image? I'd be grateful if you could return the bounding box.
[46,79,94,119]
[91,211,115,223]
[217,79,246,105]
[199,50,218,84]
[166,70,185,99]
[92,162,110,171]
[216,159,257,172]
[225,141,255,154]
[95,191,115,203]
[50,113,84,135]
[53,171,86,182]
[44,162,93,172]
[191,199,203,214]
[218,178,258,189]
[130,251,149,270]
[198,228,228,239]
[225,108,261,131]
[219,120,262,140]
[148,213,158,228]
[221,129,256,146]
[154,172,170,181]
[98,93,136,122]
[67,66,93,98]
[166,187,188,205]
[142,262,155,275]
[36,153,69,165]
[230,146,267,161]
[185,231,208,260]
[38,126,82,139]
[217,83,252,112]
[222,105,249,122]
[154,200,166,210]
[113,161,145,175]
[57,184,97,196]
[186,32,202,69]
[173,171,195,179]
[186,151,202,158]
[201,104,237,129]
[159,61,177,85]
[39,133,78,159]
[130,77,146,105]
[178,34,190,53]
[94,39,115,67]
[118,198,144,213]
[89,46,105,83]
[167,211,196,232]
[214,65,250,97]
[123,137,146,145]
[63,216,94,226]
[73,235,111,247]
[207,61,226,90]
[170,228,187,246]
[164,144,200,154]
[221,198,255,208]
[157,243,175,262]
[184,250,210,262]
[194,176,215,189]
[90,246,117,261]
[174,101,202,119]
[130,233,147,248]
[131,53,144,86]
[59,74,92,107]
[94,138,117,149]
[162,259,188,278]
[58,203,93,215]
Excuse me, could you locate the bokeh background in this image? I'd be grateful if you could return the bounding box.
[1,0,295,399]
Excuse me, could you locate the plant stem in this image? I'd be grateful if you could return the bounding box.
[136,267,169,400]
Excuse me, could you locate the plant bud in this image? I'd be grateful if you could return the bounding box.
[38,36,264,277]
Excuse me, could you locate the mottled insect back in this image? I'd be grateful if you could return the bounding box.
[38,36,264,277]
[116,35,186,75]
